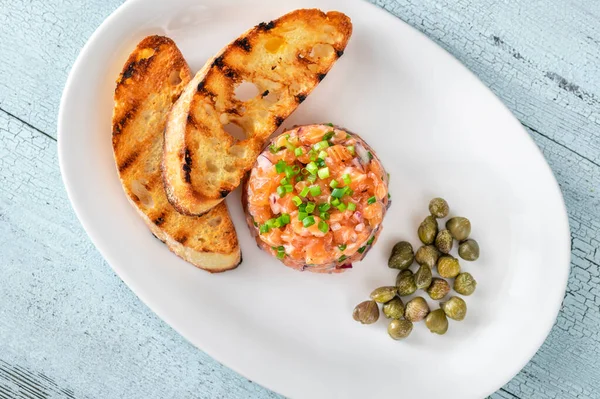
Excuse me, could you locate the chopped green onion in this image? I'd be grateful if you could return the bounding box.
[346,133,351,138]
[284,184,294,193]
[326,123,334,127]
[346,145,355,155]
[313,141,330,151]
[330,179,339,189]
[342,174,351,185]
[285,166,295,178]
[367,236,375,245]
[276,247,286,259]
[338,244,347,251]
[368,151,373,160]
[367,196,377,204]
[320,211,330,220]
[318,221,329,233]
[305,202,316,213]
[299,187,310,197]
[358,246,366,254]
[298,212,308,220]
[346,189,354,196]
[331,198,341,206]
[298,203,307,212]
[266,218,277,228]
[316,159,326,168]
[273,218,282,228]
[259,224,270,234]
[280,177,289,185]
[308,149,317,161]
[323,131,335,141]
[307,175,317,183]
[347,202,356,211]
[292,196,303,206]
[309,185,322,196]
[275,160,287,173]
[339,255,348,262]
[388,193,391,199]
[285,134,290,139]
[318,150,328,160]
[253,220,258,227]
[331,187,348,198]
[277,186,286,197]
[336,203,347,212]
[294,147,303,157]
[285,141,296,152]
[280,214,291,225]
[317,167,330,179]
[302,216,316,227]
[306,162,318,175]
[318,203,331,212]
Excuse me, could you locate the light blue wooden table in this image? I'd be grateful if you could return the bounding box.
[1,0,599,397]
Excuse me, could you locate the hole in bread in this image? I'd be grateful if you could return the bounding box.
[136,48,155,61]
[130,180,154,209]
[234,81,260,101]
[169,69,183,85]
[208,217,222,227]
[310,44,335,59]
[223,123,247,142]
[206,160,218,173]
[265,37,285,53]
[229,145,248,158]
[263,90,279,103]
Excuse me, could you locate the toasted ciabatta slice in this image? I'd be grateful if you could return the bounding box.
[112,35,241,272]
[163,9,353,216]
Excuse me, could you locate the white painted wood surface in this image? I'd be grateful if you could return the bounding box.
[0,0,598,397]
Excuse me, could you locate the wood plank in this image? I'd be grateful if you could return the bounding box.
[0,110,280,399]
[2,112,600,397]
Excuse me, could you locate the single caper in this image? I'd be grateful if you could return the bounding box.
[388,319,413,340]
[383,297,405,319]
[437,255,461,278]
[353,300,379,324]
[441,296,467,321]
[426,278,451,300]
[414,264,433,290]
[418,215,438,245]
[388,241,414,270]
[459,239,480,261]
[396,272,417,297]
[370,286,398,303]
[404,297,430,322]
[429,198,449,218]
[415,245,440,268]
[425,309,449,335]
[435,229,453,254]
[446,217,471,241]
[454,272,477,296]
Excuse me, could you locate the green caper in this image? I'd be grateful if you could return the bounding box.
[435,229,453,254]
[429,198,449,218]
[454,272,477,296]
[388,241,414,270]
[370,286,398,303]
[415,245,440,268]
[437,255,461,278]
[426,278,450,300]
[404,297,430,322]
[383,297,405,319]
[353,300,379,324]
[418,215,438,245]
[396,272,417,297]
[425,309,449,335]
[459,239,480,261]
[441,296,467,321]
[414,264,433,289]
[388,319,413,340]
[446,217,471,241]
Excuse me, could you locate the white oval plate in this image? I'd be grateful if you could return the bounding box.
[58,0,570,397]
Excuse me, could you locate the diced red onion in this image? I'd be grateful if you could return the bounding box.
[355,143,371,165]
[355,223,365,232]
[353,212,363,223]
[331,223,342,231]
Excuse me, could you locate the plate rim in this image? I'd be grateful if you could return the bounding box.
[57,0,572,397]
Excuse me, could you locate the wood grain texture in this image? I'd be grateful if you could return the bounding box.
[0,0,599,398]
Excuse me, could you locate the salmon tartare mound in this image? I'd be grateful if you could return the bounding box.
[243,124,390,273]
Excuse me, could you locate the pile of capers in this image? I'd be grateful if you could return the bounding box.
[352,198,480,339]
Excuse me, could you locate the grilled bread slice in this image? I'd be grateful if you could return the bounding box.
[163,9,353,215]
[112,35,241,272]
